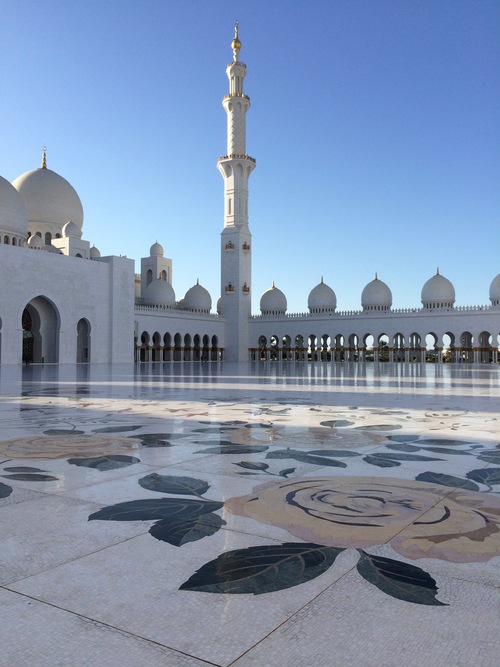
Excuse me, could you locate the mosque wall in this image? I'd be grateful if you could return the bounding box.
[0,243,134,364]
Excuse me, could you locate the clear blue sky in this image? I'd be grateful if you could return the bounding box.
[1,1,499,313]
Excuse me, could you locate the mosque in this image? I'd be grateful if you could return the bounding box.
[1,26,499,367]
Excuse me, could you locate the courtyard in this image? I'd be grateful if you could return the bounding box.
[1,362,499,666]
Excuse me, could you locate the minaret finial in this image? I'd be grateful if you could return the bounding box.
[231,20,241,61]
[41,146,47,169]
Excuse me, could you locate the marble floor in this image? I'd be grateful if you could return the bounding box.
[1,362,499,666]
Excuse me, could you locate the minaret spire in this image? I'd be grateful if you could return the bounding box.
[218,24,256,361]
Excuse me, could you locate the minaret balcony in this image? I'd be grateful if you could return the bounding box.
[242,283,250,293]
[242,242,251,251]
[218,154,256,164]
[225,283,235,293]
[223,93,250,101]
[225,241,235,251]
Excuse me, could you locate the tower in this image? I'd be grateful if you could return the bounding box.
[218,23,256,361]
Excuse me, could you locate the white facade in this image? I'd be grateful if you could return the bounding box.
[0,27,499,366]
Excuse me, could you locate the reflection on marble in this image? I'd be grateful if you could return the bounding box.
[1,362,500,666]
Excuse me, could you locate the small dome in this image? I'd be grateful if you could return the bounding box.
[308,278,337,314]
[27,234,44,249]
[0,175,28,240]
[62,220,82,239]
[260,282,287,316]
[12,165,83,237]
[176,298,185,309]
[89,245,101,259]
[45,244,62,254]
[143,278,176,307]
[216,297,222,315]
[183,280,212,312]
[490,274,500,306]
[361,275,392,312]
[150,241,164,257]
[421,270,455,309]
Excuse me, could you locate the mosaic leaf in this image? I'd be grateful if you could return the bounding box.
[477,451,500,464]
[179,543,344,594]
[89,498,223,522]
[419,447,470,455]
[319,420,354,428]
[0,482,12,498]
[232,462,269,471]
[417,439,473,447]
[3,466,47,472]
[387,435,420,442]
[149,513,226,546]
[139,473,210,496]
[43,429,85,435]
[1,473,58,482]
[67,455,140,471]
[279,468,296,478]
[386,444,421,453]
[307,450,361,458]
[363,455,400,468]
[465,468,500,488]
[356,550,446,606]
[266,450,347,468]
[368,453,442,462]
[93,425,144,434]
[131,433,184,447]
[195,445,269,454]
[355,424,402,431]
[415,472,479,491]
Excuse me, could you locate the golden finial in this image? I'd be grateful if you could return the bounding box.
[321,276,324,283]
[231,20,241,61]
[436,267,440,275]
[41,146,47,169]
[375,272,378,280]
[272,280,275,289]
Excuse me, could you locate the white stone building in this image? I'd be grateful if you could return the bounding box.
[1,26,499,366]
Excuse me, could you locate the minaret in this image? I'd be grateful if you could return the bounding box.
[218,22,256,362]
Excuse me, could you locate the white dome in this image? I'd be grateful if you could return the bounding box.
[62,220,82,239]
[260,283,287,316]
[0,175,28,241]
[12,166,83,237]
[308,278,336,314]
[89,245,101,259]
[183,280,212,312]
[150,241,164,257]
[216,296,222,315]
[27,234,43,249]
[421,270,455,309]
[144,278,176,307]
[361,275,392,311]
[490,274,500,306]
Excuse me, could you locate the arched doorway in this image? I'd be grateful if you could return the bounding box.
[22,297,60,363]
[76,318,91,363]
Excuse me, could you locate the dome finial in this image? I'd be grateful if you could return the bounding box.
[231,20,241,61]
[436,267,440,275]
[272,280,275,289]
[41,146,47,169]
[375,271,378,280]
[321,276,324,283]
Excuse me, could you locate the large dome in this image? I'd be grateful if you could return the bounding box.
[361,275,392,312]
[0,175,28,243]
[12,164,83,239]
[143,278,176,307]
[308,278,336,314]
[421,270,455,309]
[260,283,287,316]
[183,280,212,312]
[489,274,500,307]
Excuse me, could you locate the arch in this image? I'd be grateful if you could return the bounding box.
[160,269,167,281]
[259,335,267,361]
[184,334,192,361]
[211,335,219,361]
[146,269,153,286]
[478,330,492,364]
[334,334,345,362]
[425,332,439,362]
[443,332,455,362]
[3,235,9,244]
[321,334,331,361]
[163,332,172,361]
[22,296,60,364]
[377,334,390,362]
[193,334,201,361]
[76,318,91,363]
[282,335,292,361]
[173,333,182,361]
[308,334,318,361]
[140,331,150,362]
[12,238,17,246]
[45,232,52,245]
[459,331,473,363]
[152,331,162,361]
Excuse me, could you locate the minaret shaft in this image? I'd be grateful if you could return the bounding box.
[218,24,255,362]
